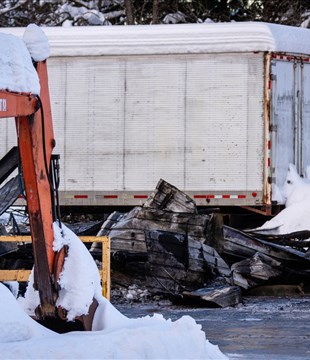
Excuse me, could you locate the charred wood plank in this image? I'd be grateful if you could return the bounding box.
[144,178,197,213]
[183,286,241,308]
[231,252,283,289]
[247,230,310,249]
[223,226,309,265]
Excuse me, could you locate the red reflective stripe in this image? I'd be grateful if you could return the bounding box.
[134,195,148,199]
[268,140,271,150]
[268,157,271,167]
[74,195,88,199]
[195,194,246,199]
[104,195,118,199]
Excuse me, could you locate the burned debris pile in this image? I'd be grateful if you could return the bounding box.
[96,179,310,307]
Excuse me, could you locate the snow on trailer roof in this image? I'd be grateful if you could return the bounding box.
[2,22,310,57]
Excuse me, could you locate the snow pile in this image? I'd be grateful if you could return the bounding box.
[0,32,40,94]
[1,283,227,359]
[3,221,227,359]
[0,284,53,344]
[23,24,50,62]
[22,223,102,321]
[53,222,102,320]
[0,24,50,94]
[253,164,310,234]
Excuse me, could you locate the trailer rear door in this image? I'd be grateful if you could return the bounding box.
[270,56,310,200]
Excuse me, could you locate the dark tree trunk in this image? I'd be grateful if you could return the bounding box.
[152,0,159,24]
[125,0,135,24]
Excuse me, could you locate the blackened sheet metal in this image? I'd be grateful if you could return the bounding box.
[0,175,22,216]
[0,146,19,185]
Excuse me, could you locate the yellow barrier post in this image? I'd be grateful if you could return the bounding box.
[0,235,110,300]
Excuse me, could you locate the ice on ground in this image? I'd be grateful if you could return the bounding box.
[254,164,310,234]
[0,32,40,94]
[4,221,227,359]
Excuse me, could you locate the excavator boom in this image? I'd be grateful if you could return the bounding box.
[0,61,61,318]
[0,27,98,330]
[0,57,69,324]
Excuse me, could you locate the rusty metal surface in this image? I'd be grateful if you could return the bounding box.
[0,91,38,118]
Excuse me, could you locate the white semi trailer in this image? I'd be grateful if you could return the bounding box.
[1,22,310,214]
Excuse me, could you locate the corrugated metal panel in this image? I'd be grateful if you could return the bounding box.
[270,60,296,189]
[124,57,185,190]
[48,53,265,196]
[185,53,264,191]
[49,57,125,191]
[301,62,310,175]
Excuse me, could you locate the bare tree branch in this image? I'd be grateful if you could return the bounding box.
[0,0,29,16]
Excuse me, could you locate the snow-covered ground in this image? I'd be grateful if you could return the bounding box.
[0,223,227,360]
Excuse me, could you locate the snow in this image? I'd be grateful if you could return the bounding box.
[23,24,50,62]
[2,22,310,57]
[253,164,310,234]
[10,222,227,359]
[60,3,108,26]
[0,24,51,94]
[53,223,102,320]
[0,32,40,94]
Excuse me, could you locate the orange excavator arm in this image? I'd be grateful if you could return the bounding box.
[0,60,64,319]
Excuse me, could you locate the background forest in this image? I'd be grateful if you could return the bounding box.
[1,0,310,28]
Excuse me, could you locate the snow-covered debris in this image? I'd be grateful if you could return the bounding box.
[54,223,102,320]
[21,222,102,320]
[23,24,50,62]
[252,164,310,234]
[0,32,40,94]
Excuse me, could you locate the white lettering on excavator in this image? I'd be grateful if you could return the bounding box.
[0,99,7,112]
